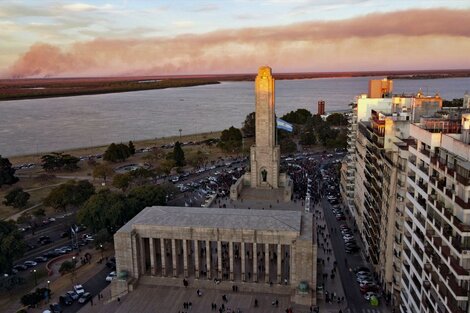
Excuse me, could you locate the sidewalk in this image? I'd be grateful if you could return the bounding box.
[314,202,348,313]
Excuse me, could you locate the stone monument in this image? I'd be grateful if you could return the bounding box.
[230,66,293,202]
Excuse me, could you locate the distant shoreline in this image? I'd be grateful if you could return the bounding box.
[0,79,220,101]
[2,69,470,101]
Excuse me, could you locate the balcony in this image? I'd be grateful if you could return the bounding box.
[419,165,429,176]
[455,195,470,210]
[456,173,470,186]
[452,215,470,233]
[420,149,430,157]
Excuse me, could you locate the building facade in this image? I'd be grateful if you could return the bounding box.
[401,114,470,313]
[112,206,317,305]
[341,79,444,308]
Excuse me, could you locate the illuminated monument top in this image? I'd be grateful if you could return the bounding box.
[230,66,292,202]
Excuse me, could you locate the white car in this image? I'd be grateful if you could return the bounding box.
[66,290,80,300]
[364,292,380,301]
[24,260,38,267]
[74,284,85,295]
[106,271,116,282]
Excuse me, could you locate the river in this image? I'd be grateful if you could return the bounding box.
[1,76,469,157]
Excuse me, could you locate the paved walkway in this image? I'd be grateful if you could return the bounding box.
[79,284,354,313]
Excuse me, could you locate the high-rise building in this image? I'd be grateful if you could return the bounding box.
[318,100,325,115]
[368,78,393,98]
[401,113,470,313]
[341,80,444,308]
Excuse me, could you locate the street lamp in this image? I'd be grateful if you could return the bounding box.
[100,244,104,261]
[47,280,51,303]
[33,269,37,286]
[72,256,76,283]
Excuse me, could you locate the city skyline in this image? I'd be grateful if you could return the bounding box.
[2,0,470,78]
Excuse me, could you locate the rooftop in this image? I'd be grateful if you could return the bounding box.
[117,206,302,234]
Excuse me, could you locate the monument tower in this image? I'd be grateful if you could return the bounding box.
[230,66,292,202]
[250,66,280,188]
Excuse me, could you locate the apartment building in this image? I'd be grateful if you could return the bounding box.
[341,81,442,307]
[401,114,470,313]
[340,83,393,219]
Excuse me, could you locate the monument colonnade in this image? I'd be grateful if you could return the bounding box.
[127,226,296,285]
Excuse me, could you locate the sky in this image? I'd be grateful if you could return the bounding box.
[1,0,470,78]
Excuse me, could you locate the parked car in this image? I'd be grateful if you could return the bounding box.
[354,267,370,274]
[13,264,28,271]
[78,292,92,304]
[66,291,80,300]
[38,235,50,243]
[34,256,48,263]
[49,303,62,313]
[41,238,53,245]
[59,294,73,305]
[106,271,116,282]
[364,291,380,301]
[74,284,85,295]
[23,260,38,267]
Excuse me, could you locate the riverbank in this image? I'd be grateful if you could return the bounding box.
[8,131,222,165]
[0,78,220,101]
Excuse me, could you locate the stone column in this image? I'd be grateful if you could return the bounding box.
[290,244,295,285]
[253,243,258,282]
[172,239,177,277]
[217,241,222,279]
[241,242,246,281]
[229,241,234,281]
[206,240,211,279]
[265,243,270,283]
[160,239,166,276]
[183,239,188,277]
[131,233,140,277]
[194,240,200,279]
[277,244,282,284]
[139,237,146,275]
[149,238,156,275]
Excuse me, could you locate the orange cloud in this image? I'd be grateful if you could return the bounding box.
[8,8,470,78]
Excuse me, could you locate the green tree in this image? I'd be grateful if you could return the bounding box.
[281,109,312,125]
[3,187,30,208]
[94,228,112,246]
[0,220,26,274]
[44,180,95,211]
[241,112,256,137]
[326,113,348,126]
[112,173,132,191]
[59,260,75,275]
[280,138,297,154]
[299,130,317,146]
[41,153,79,172]
[0,156,18,187]
[127,185,167,212]
[92,164,113,183]
[103,143,131,162]
[173,141,186,167]
[218,126,243,153]
[77,189,128,233]
[128,141,136,155]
